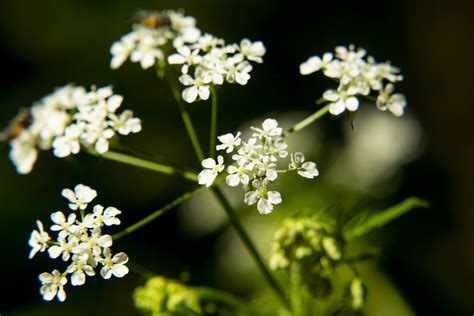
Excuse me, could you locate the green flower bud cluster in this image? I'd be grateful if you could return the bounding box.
[269,216,343,297]
[133,276,202,316]
[348,277,366,310]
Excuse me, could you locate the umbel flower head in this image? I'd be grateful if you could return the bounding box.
[28,184,129,302]
[269,216,343,298]
[7,84,142,174]
[300,45,407,116]
[197,118,319,215]
[110,9,266,103]
[134,276,202,316]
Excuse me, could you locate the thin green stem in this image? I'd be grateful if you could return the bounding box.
[195,287,275,316]
[88,149,198,182]
[209,85,218,158]
[112,190,198,240]
[284,103,330,136]
[290,264,305,316]
[168,76,205,162]
[129,261,156,280]
[211,186,291,311]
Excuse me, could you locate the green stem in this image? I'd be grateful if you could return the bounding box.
[284,104,330,136]
[168,76,205,162]
[209,85,218,158]
[211,186,291,311]
[290,264,305,316]
[112,190,198,240]
[88,149,198,182]
[129,261,156,280]
[195,287,275,316]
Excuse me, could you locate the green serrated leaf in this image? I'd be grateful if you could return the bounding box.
[343,197,429,241]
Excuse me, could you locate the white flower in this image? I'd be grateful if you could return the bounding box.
[29,220,50,259]
[67,254,96,286]
[52,124,82,158]
[198,155,225,187]
[9,131,38,174]
[39,270,67,302]
[100,249,129,279]
[244,179,282,215]
[84,205,121,228]
[289,152,319,179]
[376,84,406,117]
[226,159,251,187]
[224,57,252,85]
[108,110,142,135]
[299,53,333,75]
[216,132,241,153]
[298,162,319,179]
[167,45,202,73]
[50,211,77,239]
[323,89,360,115]
[110,32,136,69]
[130,31,165,69]
[62,184,97,210]
[78,228,113,257]
[251,118,283,138]
[179,69,212,103]
[239,39,266,63]
[48,236,78,261]
[302,45,407,115]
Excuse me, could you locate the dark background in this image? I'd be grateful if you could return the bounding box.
[0,0,473,315]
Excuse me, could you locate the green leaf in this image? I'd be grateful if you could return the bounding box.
[343,197,429,241]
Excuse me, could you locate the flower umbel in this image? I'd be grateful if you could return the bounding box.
[7,85,142,174]
[197,118,319,214]
[301,45,407,116]
[28,184,129,302]
[110,9,266,103]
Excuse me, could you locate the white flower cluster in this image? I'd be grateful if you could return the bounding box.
[300,45,406,116]
[110,10,201,70]
[198,119,319,215]
[170,36,265,103]
[28,184,129,302]
[8,84,141,174]
[110,9,265,103]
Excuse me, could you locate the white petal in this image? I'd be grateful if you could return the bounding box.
[57,287,67,302]
[257,198,273,215]
[112,265,129,278]
[226,174,241,187]
[329,100,346,115]
[100,266,112,279]
[98,235,113,248]
[323,90,339,102]
[267,191,282,205]
[107,95,123,113]
[266,169,278,181]
[198,86,210,100]
[201,158,216,169]
[71,270,85,286]
[198,169,216,187]
[182,86,198,103]
[50,211,65,225]
[167,54,187,65]
[244,191,259,205]
[345,97,359,111]
[299,56,322,75]
[48,246,63,259]
[112,252,129,264]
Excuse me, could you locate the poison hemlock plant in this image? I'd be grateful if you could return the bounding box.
[0,8,425,316]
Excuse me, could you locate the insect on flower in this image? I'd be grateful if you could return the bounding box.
[131,10,171,28]
[0,108,32,142]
